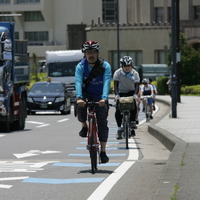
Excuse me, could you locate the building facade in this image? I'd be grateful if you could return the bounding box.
[0,0,199,70]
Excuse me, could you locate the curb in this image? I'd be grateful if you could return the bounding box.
[148,97,188,200]
[148,97,185,151]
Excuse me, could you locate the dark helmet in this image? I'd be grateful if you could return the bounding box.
[120,56,133,67]
[142,78,149,84]
[82,41,100,52]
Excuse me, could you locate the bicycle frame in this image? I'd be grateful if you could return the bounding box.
[86,101,100,174]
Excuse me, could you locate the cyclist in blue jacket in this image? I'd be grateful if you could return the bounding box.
[75,41,112,163]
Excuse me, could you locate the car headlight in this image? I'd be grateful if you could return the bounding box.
[55,97,65,102]
[27,97,34,103]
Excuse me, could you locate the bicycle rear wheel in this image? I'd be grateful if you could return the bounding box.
[124,114,129,149]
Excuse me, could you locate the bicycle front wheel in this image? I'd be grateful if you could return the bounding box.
[146,104,150,122]
[124,114,129,149]
[90,147,97,174]
[89,118,98,174]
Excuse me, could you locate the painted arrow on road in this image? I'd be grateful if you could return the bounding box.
[13,150,62,158]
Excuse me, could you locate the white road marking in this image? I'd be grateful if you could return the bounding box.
[87,161,135,200]
[36,124,50,128]
[26,121,50,128]
[14,150,62,158]
[0,161,57,173]
[0,177,29,181]
[13,153,38,159]
[88,136,139,200]
[57,118,69,123]
[0,135,5,138]
[0,184,12,189]
[0,177,28,189]
[26,121,44,125]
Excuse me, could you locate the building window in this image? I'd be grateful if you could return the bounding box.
[24,11,44,21]
[154,7,164,23]
[102,0,118,23]
[0,0,10,3]
[194,6,200,20]
[0,12,14,21]
[25,31,48,43]
[16,0,40,3]
[111,51,142,72]
[168,7,171,23]
[15,32,19,39]
[155,50,167,64]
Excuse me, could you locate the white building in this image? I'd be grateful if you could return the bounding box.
[0,0,199,69]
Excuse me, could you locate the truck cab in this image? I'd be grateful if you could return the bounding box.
[0,22,29,132]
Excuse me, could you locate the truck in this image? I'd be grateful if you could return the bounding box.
[45,50,84,102]
[0,22,29,132]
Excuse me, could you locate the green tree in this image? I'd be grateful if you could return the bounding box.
[180,35,200,85]
[167,33,200,86]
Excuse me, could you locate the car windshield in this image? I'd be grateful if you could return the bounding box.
[30,83,64,94]
[48,61,78,77]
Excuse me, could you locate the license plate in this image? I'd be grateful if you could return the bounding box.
[40,104,47,108]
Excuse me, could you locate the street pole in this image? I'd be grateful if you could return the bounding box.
[171,0,177,118]
[117,0,120,68]
[176,0,181,103]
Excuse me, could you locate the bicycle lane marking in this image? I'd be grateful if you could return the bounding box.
[87,137,139,200]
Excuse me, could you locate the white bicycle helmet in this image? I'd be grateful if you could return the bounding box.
[82,41,100,52]
[120,56,133,67]
[142,78,149,84]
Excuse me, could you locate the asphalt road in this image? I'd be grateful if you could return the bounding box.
[0,100,170,200]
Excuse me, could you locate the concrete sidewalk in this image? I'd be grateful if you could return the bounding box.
[149,95,200,200]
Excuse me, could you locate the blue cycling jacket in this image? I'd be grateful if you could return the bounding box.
[75,58,112,100]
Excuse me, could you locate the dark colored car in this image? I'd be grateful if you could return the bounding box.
[27,81,71,115]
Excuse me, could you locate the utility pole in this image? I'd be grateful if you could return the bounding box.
[171,0,177,118]
[117,0,120,68]
[176,0,181,103]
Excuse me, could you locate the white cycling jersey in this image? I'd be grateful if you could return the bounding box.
[140,84,154,96]
[113,68,140,93]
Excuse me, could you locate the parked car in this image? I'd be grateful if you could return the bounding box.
[27,81,71,115]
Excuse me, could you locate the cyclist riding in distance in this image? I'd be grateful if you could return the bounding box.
[149,78,157,110]
[75,40,112,163]
[113,56,140,139]
[140,78,154,119]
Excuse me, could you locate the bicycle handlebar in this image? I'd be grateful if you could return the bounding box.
[141,95,153,99]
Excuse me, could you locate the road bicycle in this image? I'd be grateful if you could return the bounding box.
[86,101,100,174]
[118,96,137,149]
[141,95,152,122]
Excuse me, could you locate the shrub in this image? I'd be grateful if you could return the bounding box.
[181,85,200,95]
[156,76,169,95]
